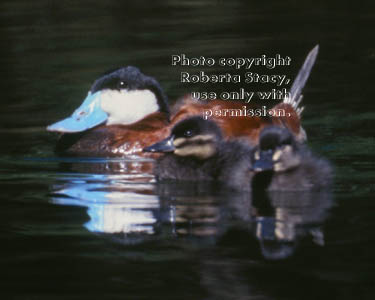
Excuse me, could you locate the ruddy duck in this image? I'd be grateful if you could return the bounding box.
[47,66,171,156]
[47,46,319,157]
[252,126,333,191]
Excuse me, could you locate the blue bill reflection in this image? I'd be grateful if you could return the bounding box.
[51,173,160,234]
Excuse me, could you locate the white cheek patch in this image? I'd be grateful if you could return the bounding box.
[274,145,301,172]
[272,149,283,161]
[173,135,214,148]
[100,89,159,125]
[173,137,187,148]
[254,151,260,160]
[175,144,216,159]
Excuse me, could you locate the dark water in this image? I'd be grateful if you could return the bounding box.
[1,1,374,299]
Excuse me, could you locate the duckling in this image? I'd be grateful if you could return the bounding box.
[144,116,254,190]
[47,46,319,157]
[251,126,333,191]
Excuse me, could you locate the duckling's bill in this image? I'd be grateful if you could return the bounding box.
[253,150,275,172]
[143,135,175,153]
[47,91,108,133]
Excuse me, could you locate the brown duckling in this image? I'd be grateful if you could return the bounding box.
[252,126,333,191]
[143,116,254,190]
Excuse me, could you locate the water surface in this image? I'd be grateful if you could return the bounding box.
[0,1,374,299]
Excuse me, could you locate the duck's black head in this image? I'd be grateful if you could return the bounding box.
[253,126,301,173]
[47,66,169,133]
[90,66,170,116]
[144,116,223,159]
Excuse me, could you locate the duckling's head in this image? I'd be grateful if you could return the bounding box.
[47,66,169,133]
[252,126,301,173]
[144,116,223,159]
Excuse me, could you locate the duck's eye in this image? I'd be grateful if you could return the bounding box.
[184,130,193,137]
[118,81,127,89]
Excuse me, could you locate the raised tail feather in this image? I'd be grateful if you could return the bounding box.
[283,45,319,116]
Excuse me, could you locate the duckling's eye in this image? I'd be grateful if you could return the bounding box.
[118,81,128,89]
[184,130,193,137]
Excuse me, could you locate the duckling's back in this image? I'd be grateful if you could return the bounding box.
[154,139,253,190]
[267,148,333,191]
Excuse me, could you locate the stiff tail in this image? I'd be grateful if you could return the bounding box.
[283,45,319,116]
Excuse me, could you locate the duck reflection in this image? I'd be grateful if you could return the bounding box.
[50,159,161,235]
[198,190,334,299]
[157,181,334,260]
[249,189,332,260]
[52,180,160,234]
[50,159,333,260]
